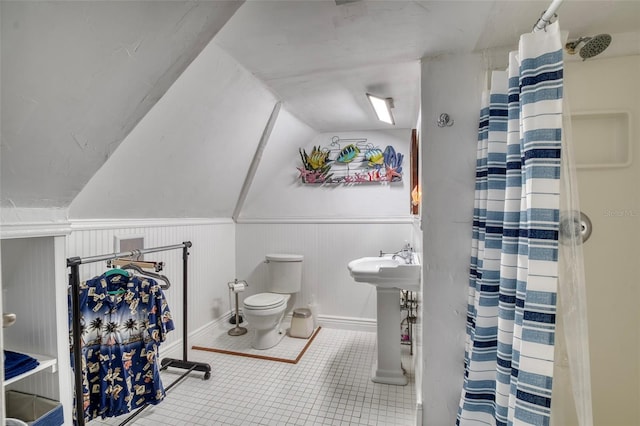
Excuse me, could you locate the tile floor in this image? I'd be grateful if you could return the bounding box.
[92,325,416,426]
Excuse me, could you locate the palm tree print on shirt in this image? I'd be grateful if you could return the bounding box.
[122,319,138,341]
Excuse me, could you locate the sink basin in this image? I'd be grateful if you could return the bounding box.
[347,255,420,291]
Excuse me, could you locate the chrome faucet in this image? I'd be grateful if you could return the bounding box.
[380,243,414,264]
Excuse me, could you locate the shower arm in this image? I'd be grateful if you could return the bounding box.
[565,37,591,54]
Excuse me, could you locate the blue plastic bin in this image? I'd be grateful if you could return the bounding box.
[5,390,64,426]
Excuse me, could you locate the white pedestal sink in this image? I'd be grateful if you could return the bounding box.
[347,254,420,386]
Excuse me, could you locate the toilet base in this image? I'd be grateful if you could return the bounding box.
[250,327,285,350]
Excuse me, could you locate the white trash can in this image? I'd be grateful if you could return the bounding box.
[290,308,314,339]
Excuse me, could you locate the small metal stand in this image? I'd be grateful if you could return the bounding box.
[228,279,248,336]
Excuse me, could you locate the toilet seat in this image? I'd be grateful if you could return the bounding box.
[243,293,286,310]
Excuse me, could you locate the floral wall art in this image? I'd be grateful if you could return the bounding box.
[297,136,403,184]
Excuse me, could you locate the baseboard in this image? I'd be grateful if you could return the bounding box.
[317,314,377,333]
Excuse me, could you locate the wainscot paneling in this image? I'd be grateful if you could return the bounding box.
[235,219,414,325]
[66,219,236,354]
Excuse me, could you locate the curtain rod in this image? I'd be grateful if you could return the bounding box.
[533,0,564,32]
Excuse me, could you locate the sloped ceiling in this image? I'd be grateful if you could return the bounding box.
[0,0,243,209]
[2,0,639,216]
[215,0,640,133]
[214,0,495,131]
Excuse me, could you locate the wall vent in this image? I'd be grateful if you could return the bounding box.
[335,0,361,5]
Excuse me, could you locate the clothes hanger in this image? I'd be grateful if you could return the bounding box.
[118,263,171,289]
[105,268,130,278]
[110,258,164,272]
[104,268,130,294]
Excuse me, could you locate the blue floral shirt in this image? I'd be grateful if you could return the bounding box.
[70,272,175,422]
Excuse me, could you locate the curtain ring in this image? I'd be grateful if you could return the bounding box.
[533,10,557,32]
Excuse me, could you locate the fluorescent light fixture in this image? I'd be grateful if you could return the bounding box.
[366,93,395,125]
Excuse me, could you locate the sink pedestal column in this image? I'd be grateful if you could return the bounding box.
[372,286,407,386]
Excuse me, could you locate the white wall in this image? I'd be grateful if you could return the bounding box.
[560,55,640,425]
[237,115,416,325]
[236,106,318,219]
[235,221,414,329]
[410,217,424,421]
[0,249,3,425]
[66,219,236,355]
[240,128,412,220]
[420,53,485,424]
[70,42,277,219]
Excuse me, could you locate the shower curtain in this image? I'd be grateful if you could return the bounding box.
[457,22,565,425]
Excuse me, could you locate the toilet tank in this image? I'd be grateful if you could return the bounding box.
[266,254,303,293]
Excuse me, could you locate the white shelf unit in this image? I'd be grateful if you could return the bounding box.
[1,234,71,425]
[3,352,57,387]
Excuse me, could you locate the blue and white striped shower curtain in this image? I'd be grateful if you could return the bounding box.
[457,22,563,426]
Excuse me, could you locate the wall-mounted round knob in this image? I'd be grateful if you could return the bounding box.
[560,210,592,244]
[3,313,17,328]
[437,113,454,127]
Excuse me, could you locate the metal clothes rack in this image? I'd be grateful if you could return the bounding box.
[67,241,211,426]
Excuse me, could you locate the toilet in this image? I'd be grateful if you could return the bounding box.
[242,254,303,349]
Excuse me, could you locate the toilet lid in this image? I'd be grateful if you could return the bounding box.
[243,293,286,309]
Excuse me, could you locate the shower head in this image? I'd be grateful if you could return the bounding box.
[565,34,612,60]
